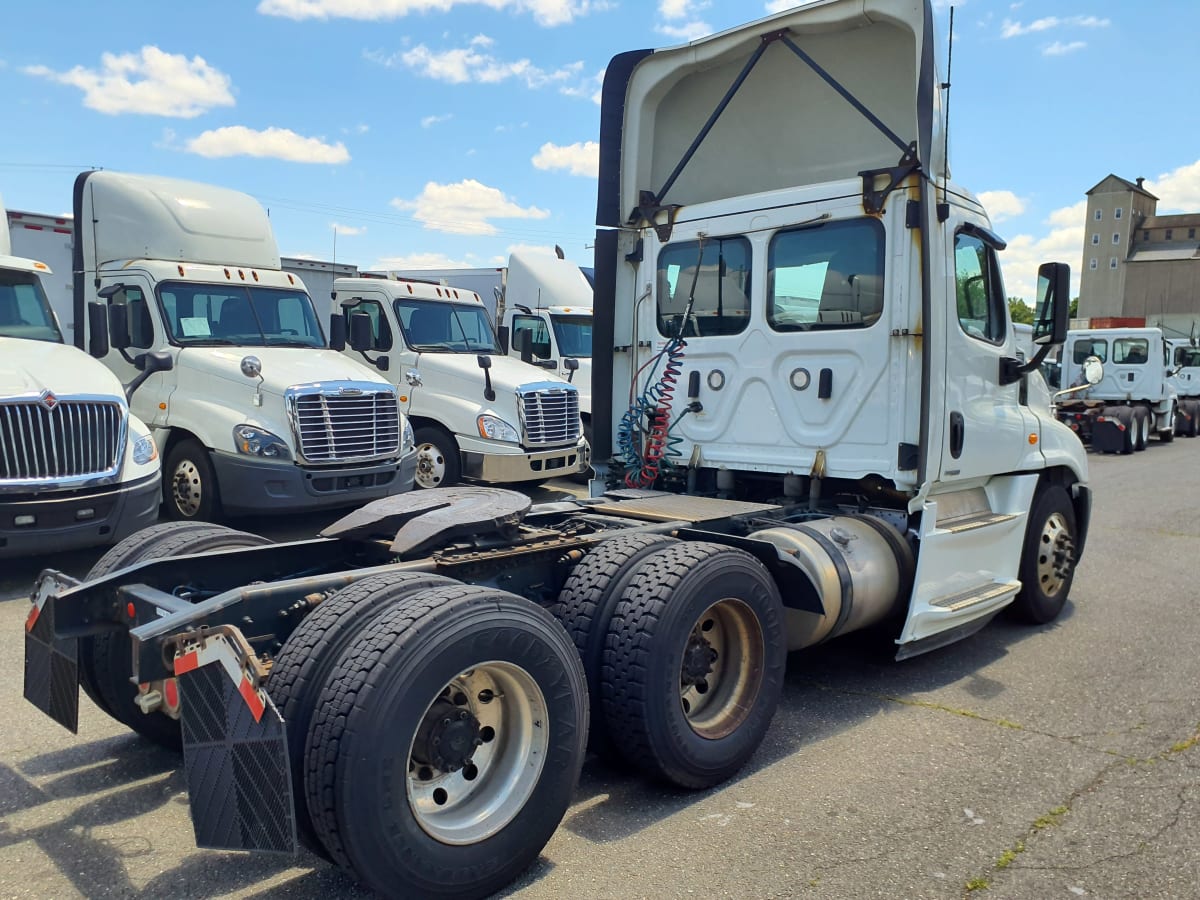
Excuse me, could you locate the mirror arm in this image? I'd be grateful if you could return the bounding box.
[1000,343,1053,386]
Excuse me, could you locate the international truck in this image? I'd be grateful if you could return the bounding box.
[1,194,161,556]
[331,274,588,488]
[1056,326,1184,451]
[67,170,417,520]
[385,250,596,442]
[23,3,1093,898]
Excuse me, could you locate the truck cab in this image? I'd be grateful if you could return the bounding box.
[75,171,417,521]
[332,276,588,488]
[1,193,160,556]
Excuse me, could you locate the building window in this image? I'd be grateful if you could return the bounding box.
[1094,209,1103,220]
[1092,234,1100,245]
[1190,229,1197,239]
[1166,229,1173,240]
[1115,207,1123,219]
[1144,230,1151,240]
[1089,258,1098,270]
[1113,233,1120,244]
[1110,257,1119,269]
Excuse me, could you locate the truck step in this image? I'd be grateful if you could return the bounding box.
[936,511,1021,534]
[930,580,1021,612]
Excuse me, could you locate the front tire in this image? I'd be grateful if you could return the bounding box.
[413,426,462,489]
[1133,407,1149,451]
[304,585,587,899]
[600,542,786,789]
[164,438,222,520]
[1011,484,1077,624]
[1159,406,1176,442]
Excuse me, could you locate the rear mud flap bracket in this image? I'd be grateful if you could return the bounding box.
[23,573,80,733]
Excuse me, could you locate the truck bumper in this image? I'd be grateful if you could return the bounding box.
[460,438,589,483]
[211,449,418,515]
[0,472,160,558]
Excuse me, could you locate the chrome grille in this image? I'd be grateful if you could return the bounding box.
[289,386,400,464]
[0,399,124,481]
[519,386,581,448]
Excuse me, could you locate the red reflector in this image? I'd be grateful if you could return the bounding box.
[127,602,136,619]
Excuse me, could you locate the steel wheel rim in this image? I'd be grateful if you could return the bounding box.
[1037,511,1073,598]
[171,459,203,517]
[415,442,446,489]
[678,598,765,740]
[1141,415,1149,446]
[406,662,548,845]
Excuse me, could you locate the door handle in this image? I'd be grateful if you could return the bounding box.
[949,411,965,459]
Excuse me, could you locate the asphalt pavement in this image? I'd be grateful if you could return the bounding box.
[1,454,1198,900]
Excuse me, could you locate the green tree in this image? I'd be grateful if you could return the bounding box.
[1069,297,1079,317]
[1008,297,1034,324]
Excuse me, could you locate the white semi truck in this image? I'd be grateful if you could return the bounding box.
[331,275,588,488]
[1167,337,1200,436]
[1,194,161,557]
[23,3,1093,898]
[1056,326,1184,450]
[71,171,416,520]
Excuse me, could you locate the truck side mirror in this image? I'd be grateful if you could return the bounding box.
[87,302,110,358]
[108,302,131,351]
[329,313,347,351]
[1083,355,1104,385]
[564,357,579,383]
[1033,262,1070,347]
[477,354,496,402]
[349,311,373,352]
[497,324,510,355]
[124,350,173,402]
[514,329,533,364]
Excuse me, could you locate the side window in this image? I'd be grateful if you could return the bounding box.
[1072,339,1107,364]
[343,299,392,351]
[656,236,751,338]
[512,315,551,359]
[1112,338,1148,364]
[768,218,885,331]
[114,285,154,349]
[953,232,1007,345]
[1176,347,1187,367]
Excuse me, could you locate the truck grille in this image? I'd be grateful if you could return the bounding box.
[519,386,581,448]
[289,386,400,464]
[0,399,124,481]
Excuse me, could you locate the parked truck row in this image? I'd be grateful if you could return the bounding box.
[22,2,1095,899]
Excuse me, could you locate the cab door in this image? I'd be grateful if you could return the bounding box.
[338,289,400,385]
[938,226,1032,483]
[95,274,171,428]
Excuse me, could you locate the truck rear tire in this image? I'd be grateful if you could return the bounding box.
[1115,408,1135,455]
[413,426,462,489]
[554,532,679,753]
[304,584,587,898]
[82,523,271,748]
[599,542,786,789]
[1186,401,1199,437]
[1011,484,1077,624]
[1132,408,1149,451]
[1158,406,1176,442]
[164,438,223,521]
[267,571,457,856]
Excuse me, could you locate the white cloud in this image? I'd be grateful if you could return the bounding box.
[371,42,584,91]
[657,20,711,40]
[23,46,234,118]
[421,113,453,128]
[1043,40,1086,56]
[660,0,707,18]
[657,0,709,40]
[331,222,366,235]
[184,126,351,164]
[392,179,550,235]
[765,1,792,12]
[1145,159,1200,213]
[1000,15,1109,38]
[997,200,1087,302]
[373,252,479,270]
[977,190,1027,222]
[532,141,599,177]
[258,0,609,28]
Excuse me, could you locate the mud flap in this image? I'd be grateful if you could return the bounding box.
[23,575,80,733]
[176,639,297,854]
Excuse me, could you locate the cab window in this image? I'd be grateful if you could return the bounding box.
[768,218,885,331]
[1113,338,1149,364]
[656,236,751,338]
[1175,346,1200,367]
[1072,338,1107,364]
[342,299,392,351]
[114,285,154,349]
[953,232,1007,344]
[512,315,552,360]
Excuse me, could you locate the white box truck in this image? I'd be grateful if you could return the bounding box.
[72,171,417,520]
[1,194,160,557]
[331,274,588,487]
[24,3,1095,898]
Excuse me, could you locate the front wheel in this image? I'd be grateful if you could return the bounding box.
[413,426,462,489]
[164,439,222,520]
[1011,485,1077,624]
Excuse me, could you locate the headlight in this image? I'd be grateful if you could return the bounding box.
[233,425,292,460]
[132,436,158,465]
[477,415,520,442]
[402,418,415,454]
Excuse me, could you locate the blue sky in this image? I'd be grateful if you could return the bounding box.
[1,0,1196,301]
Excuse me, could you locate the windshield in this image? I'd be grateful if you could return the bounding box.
[551,314,592,358]
[1174,346,1200,368]
[157,282,325,347]
[0,269,63,343]
[394,298,497,353]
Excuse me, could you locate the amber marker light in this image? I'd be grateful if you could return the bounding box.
[1028,433,1038,445]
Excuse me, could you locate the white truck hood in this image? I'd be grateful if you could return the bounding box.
[178,346,393,395]
[0,336,126,400]
[412,352,575,397]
